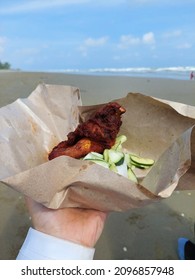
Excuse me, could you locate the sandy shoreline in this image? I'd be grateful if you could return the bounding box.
[0,71,195,108]
[0,71,195,259]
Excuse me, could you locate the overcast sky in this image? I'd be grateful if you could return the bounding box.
[0,0,194,70]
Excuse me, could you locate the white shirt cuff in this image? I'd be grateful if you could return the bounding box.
[16,227,95,260]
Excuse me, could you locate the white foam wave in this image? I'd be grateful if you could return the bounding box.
[87,66,195,73]
[48,66,195,79]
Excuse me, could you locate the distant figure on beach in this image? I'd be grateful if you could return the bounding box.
[190,71,194,80]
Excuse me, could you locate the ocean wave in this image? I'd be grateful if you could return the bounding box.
[48,66,195,79]
[87,66,195,73]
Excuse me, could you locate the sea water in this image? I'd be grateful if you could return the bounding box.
[49,66,195,80]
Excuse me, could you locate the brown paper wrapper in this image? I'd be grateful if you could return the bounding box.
[0,84,195,211]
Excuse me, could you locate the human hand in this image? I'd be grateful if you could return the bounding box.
[25,197,107,248]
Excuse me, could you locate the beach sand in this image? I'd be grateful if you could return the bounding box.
[0,71,195,259]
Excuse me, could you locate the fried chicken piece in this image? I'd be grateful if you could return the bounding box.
[49,138,105,159]
[48,102,126,160]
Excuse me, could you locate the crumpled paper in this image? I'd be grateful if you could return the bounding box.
[0,83,195,211]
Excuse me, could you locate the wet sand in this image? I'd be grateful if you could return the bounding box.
[0,71,195,259]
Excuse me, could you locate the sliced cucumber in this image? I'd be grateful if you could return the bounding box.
[127,168,138,183]
[83,152,103,160]
[115,157,125,166]
[114,143,123,151]
[124,153,131,167]
[130,161,151,169]
[116,161,128,178]
[82,134,154,184]
[109,162,117,173]
[103,149,109,162]
[112,135,127,151]
[130,155,154,166]
[115,134,127,145]
[108,150,124,165]
[83,152,109,168]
